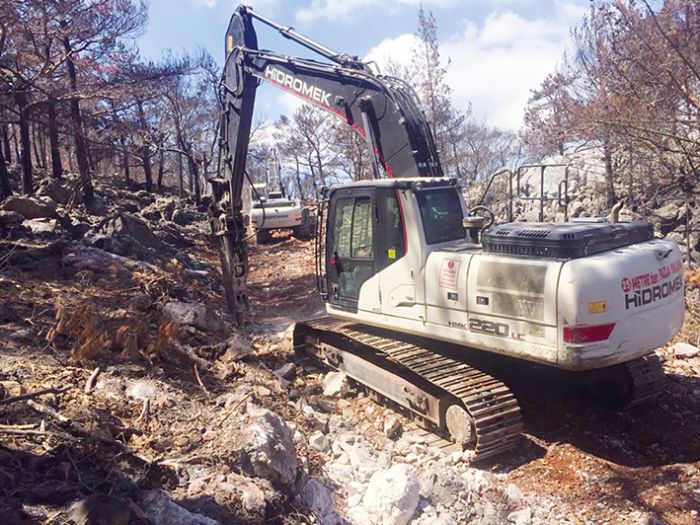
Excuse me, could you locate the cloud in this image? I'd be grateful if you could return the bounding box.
[278,92,305,116]
[364,1,585,130]
[190,0,217,8]
[190,0,278,10]
[296,0,456,24]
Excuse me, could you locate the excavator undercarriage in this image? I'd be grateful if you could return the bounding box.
[294,319,668,460]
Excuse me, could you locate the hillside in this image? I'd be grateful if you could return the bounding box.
[0,174,699,525]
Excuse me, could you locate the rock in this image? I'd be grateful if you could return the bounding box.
[66,494,133,525]
[99,212,168,253]
[569,201,585,218]
[314,397,337,413]
[37,178,72,205]
[322,371,350,397]
[301,402,329,432]
[508,508,532,525]
[140,196,178,221]
[86,196,108,216]
[70,221,92,239]
[0,195,57,219]
[172,207,204,226]
[139,489,219,525]
[309,430,330,452]
[384,416,402,439]
[243,406,297,487]
[637,515,667,525]
[224,473,267,516]
[652,202,680,223]
[363,464,420,525]
[162,302,226,333]
[274,363,296,380]
[505,483,523,504]
[23,218,57,233]
[222,333,252,360]
[672,342,699,359]
[298,478,335,520]
[0,210,24,227]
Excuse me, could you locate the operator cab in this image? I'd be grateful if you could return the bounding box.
[324,177,479,312]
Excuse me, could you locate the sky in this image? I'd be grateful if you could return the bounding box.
[137,0,590,131]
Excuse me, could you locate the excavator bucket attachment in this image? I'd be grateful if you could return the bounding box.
[211,6,260,314]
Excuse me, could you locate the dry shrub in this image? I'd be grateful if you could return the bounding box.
[47,303,111,363]
[687,269,700,288]
[47,301,179,364]
[146,318,180,358]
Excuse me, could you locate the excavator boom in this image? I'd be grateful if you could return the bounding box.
[214,4,442,313]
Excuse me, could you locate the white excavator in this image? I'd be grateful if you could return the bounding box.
[208,5,685,460]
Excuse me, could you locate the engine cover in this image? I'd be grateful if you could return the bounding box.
[482,221,654,259]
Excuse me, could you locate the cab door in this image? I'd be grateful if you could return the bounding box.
[326,188,377,313]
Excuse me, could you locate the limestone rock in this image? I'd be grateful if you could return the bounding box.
[363,464,420,525]
[243,406,297,487]
[508,508,532,525]
[99,212,167,252]
[384,416,402,439]
[322,371,350,397]
[309,430,330,452]
[66,494,132,525]
[298,478,335,520]
[672,342,699,359]
[162,302,226,333]
[0,210,24,227]
[139,489,219,525]
[0,195,57,219]
[222,333,252,360]
[37,178,72,205]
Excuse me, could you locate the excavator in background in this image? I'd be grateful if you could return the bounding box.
[209,5,685,460]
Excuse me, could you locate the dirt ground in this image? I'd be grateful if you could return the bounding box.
[1,226,699,524]
[246,234,700,525]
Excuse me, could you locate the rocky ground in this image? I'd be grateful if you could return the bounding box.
[1,175,699,524]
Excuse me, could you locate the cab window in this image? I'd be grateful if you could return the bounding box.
[416,188,465,244]
[351,197,373,259]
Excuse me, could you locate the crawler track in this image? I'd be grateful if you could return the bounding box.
[294,317,523,461]
[624,353,667,407]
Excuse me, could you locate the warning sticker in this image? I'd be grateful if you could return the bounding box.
[439,259,461,290]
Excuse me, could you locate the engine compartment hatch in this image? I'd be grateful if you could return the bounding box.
[482,221,654,259]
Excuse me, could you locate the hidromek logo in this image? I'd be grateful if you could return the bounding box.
[624,275,682,310]
[264,66,331,106]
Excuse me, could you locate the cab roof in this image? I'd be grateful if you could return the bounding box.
[329,177,458,193]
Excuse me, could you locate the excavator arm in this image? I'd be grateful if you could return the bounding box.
[212,4,443,313]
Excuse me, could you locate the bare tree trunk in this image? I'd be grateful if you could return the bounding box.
[156,148,165,191]
[603,141,617,209]
[0,139,12,198]
[47,96,63,179]
[178,152,184,197]
[136,100,153,192]
[37,118,47,168]
[12,126,20,162]
[295,157,305,200]
[187,153,201,204]
[31,120,42,168]
[314,149,326,187]
[14,88,33,194]
[119,134,130,182]
[1,123,11,164]
[63,36,94,205]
